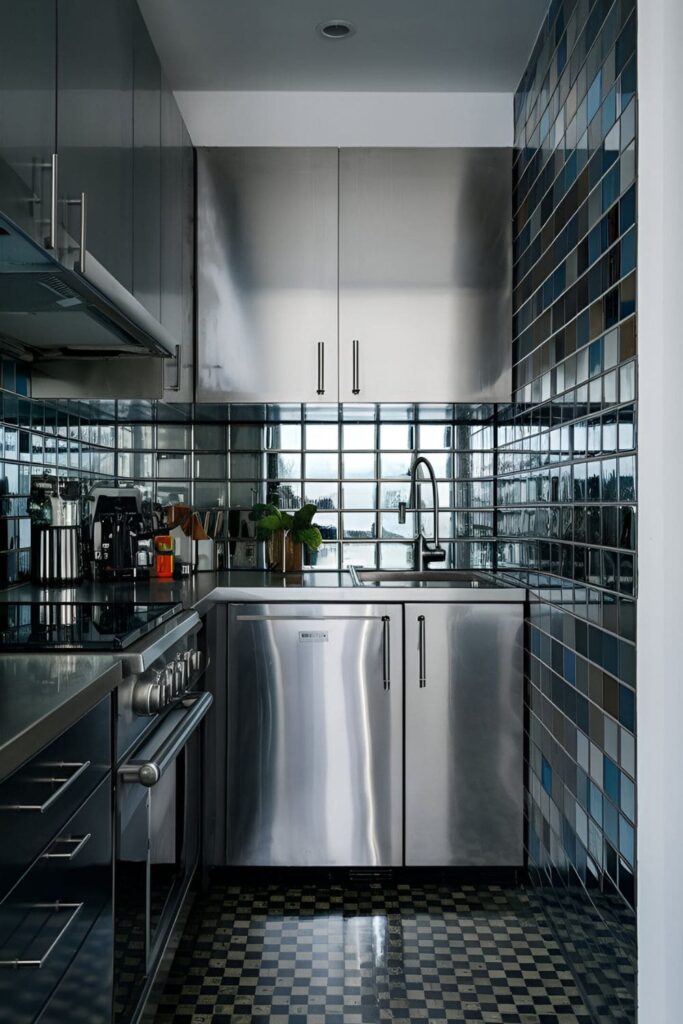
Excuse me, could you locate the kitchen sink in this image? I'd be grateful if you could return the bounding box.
[351,569,487,588]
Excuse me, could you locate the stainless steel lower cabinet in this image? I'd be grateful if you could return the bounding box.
[226,603,403,867]
[404,603,524,867]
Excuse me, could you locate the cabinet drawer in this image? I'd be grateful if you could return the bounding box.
[0,775,112,1024]
[0,698,111,901]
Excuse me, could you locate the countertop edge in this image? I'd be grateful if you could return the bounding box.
[190,584,528,614]
[0,660,122,784]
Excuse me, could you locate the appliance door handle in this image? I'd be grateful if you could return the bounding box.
[0,902,83,968]
[119,692,213,787]
[418,615,427,688]
[3,761,91,813]
[352,339,360,394]
[317,341,325,395]
[382,616,391,691]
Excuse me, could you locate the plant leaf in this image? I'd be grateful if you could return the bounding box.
[293,525,323,552]
[292,503,317,531]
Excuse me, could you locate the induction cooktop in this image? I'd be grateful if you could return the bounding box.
[0,601,182,651]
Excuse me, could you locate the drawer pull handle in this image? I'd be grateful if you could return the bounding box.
[0,902,83,968]
[42,833,92,861]
[4,761,91,814]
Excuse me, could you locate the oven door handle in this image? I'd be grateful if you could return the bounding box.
[119,692,213,787]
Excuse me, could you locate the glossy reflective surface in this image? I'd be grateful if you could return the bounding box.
[227,603,403,867]
[356,569,489,587]
[405,602,524,866]
[154,879,592,1024]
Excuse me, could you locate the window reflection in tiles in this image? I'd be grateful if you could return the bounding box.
[305,452,338,479]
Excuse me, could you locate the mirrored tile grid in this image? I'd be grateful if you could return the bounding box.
[0,359,118,586]
[117,403,498,573]
[508,0,637,1018]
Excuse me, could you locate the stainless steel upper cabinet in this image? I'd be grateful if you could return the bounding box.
[132,2,161,322]
[226,603,403,867]
[196,148,339,403]
[0,0,57,246]
[339,148,513,403]
[404,603,524,867]
[160,81,193,402]
[57,0,135,291]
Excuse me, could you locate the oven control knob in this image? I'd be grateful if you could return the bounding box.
[163,663,175,701]
[173,655,186,695]
[181,651,194,691]
[132,674,165,716]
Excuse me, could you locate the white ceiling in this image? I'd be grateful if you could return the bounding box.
[138,0,548,93]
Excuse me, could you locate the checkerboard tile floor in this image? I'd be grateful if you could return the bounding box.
[154,877,593,1024]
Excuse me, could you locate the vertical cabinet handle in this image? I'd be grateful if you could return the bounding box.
[352,339,360,394]
[168,344,182,392]
[78,191,87,273]
[48,153,58,251]
[382,616,391,691]
[317,341,325,395]
[418,615,426,688]
[65,192,87,273]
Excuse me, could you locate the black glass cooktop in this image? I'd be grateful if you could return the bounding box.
[0,601,182,651]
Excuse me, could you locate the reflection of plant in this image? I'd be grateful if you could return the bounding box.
[250,503,323,552]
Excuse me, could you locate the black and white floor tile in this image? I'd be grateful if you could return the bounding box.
[154,875,593,1023]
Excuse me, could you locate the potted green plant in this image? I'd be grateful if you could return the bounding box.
[249,503,323,573]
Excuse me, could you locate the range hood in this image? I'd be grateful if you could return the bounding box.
[0,211,177,363]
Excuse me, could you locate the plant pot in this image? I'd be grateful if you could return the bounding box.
[267,531,303,574]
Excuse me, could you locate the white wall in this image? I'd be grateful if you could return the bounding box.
[637,1,683,1021]
[175,90,513,147]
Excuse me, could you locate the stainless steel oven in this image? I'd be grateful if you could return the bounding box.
[111,611,212,1024]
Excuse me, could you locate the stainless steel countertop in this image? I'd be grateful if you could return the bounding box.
[0,571,524,779]
[0,571,527,617]
[0,654,121,783]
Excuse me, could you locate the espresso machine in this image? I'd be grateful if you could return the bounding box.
[28,475,83,584]
[88,486,153,581]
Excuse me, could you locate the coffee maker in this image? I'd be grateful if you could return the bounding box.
[88,486,153,580]
[28,475,83,584]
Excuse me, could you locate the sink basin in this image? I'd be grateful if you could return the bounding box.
[351,569,485,588]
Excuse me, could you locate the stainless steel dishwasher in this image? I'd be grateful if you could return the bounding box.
[226,603,403,867]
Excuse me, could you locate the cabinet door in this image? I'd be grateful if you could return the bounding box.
[160,80,189,400]
[132,2,161,321]
[0,0,57,245]
[339,148,512,403]
[405,603,524,866]
[227,603,402,866]
[196,148,339,403]
[56,0,134,289]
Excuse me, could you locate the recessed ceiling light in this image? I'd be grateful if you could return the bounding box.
[317,20,356,40]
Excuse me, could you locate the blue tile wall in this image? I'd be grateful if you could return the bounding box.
[505,0,637,1018]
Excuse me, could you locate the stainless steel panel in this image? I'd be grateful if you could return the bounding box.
[226,603,402,866]
[0,0,57,246]
[161,80,194,402]
[57,0,135,291]
[196,148,339,403]
[405,602,524,866]
[132,3,162,322]
[339,148,512,402]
